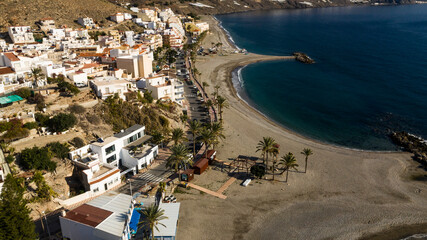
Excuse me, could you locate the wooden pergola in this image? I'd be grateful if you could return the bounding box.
[229,155,258,174]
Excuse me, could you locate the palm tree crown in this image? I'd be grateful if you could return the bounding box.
[166,144,191,174]
[139,204,168,240]
[301,148,313,173]
[280,152,299,182]
[199,127,215,157]
[256,137,278,168]
[188,120,202,157]
[171,128,186,146]
[209,122,225,148]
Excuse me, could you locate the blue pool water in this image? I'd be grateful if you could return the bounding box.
[216,5,427,150]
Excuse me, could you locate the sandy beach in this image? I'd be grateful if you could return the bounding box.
[175,16,427,240]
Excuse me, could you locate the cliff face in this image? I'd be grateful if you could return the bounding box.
[0,0,419,33]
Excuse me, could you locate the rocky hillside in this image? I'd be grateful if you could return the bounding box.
[0,0,131,31]
[0,0,418,33]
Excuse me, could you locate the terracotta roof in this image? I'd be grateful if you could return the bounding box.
[64,204,113,227]
[78,53,106,57]
[0,67,15,75]
[81,63,101,69]
[3,52,20,62]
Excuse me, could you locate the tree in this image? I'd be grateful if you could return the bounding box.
[171,128,186,146]
[20,146,56,172]
[46,142,70,160]
[250,165,266,179]
[30,67,44,87]
[179,114,188,127]
[0,175,37,240]
[151,131,164,147]
[14,87,32,99]
[47,113,77,132]
[70,137,85,148]
[256,137,277,170]
[32,171,56,201]
[216,95,228,123]
[199,127,215,158]
[166,144,191,179]
[280,152,299,182]
[139,204,168,240]
[209,122,225,148]
[301,148,313,173]
[271,144,280,181]
[188,120,202,158]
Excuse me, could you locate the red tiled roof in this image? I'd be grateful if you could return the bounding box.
[64,204,112,227]
[4,52,20,62]
[81,63,101,69]
[0,67,15,75]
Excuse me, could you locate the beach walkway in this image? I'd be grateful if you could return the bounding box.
[187,183,227,199]
[216,173,238,194]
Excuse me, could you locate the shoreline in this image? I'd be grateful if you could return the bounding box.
[210,15,401,154]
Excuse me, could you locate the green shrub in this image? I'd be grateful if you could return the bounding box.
[68,104,86,114]
[23,122,38,130]
[1,119,29,141]
[35,113,50,126]
[251,165,266,179]
[14,87,32,99]
[46,142,70,159]
[47,113,77,132]
[70,137,85,148]
[20,146,56,172]
[5,155,14,164]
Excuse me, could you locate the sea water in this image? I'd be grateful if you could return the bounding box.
[217,5,427,150]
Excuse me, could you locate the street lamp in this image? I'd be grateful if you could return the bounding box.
[42,211,51,239]
[127,179,132,198]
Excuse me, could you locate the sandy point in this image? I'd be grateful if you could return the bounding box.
[175,15,427,240]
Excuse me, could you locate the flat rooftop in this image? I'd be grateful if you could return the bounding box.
[114,124,144,138]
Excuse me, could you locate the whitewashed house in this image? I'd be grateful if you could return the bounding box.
[8,26,35,44]
[68,71,88,86]
[69,124,159,188]
[77,17,96,29]
[60,193,137,240]
[41,64,66,78]
[90,76,130,100]
[145,74,184,105]
[111,13,125,23]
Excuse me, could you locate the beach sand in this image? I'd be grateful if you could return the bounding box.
[175,16,427,240]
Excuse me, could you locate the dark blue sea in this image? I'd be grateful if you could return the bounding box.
[216,5,427,150]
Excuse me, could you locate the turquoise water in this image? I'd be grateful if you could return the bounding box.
[217,5,427,150]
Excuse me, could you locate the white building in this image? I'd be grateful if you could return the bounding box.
[90,76,130,100]
[116,53,153,79]
[8,26,35,44]
[145,74,184,105]
[111,13,125,23]
[68,71,88,86]
[69,125,159,181]
[41,64,66,78]
[39,18,56,31]
[154,203,181,240]
[196,22,209,33]
[60,192,137,240]
[78,17,96,29]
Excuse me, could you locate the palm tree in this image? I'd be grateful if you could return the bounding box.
[30,67,44,88]
[199,127,215,158]
[140,204,168,240]
[216,95,228,123]
[271,144,280,181]
[209,122,225,148]
[188,120,202,158]
[301,148,313,173]
[166,144,190,178]
[151,131,164,148]
[256,137,277,169]
[170,128,186,146]
[280,152,299,182]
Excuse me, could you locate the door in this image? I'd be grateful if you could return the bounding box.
[104,183,108,191]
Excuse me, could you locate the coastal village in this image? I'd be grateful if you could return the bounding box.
[0,1,427,240]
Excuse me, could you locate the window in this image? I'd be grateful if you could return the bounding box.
[127,133,139,144]
[105,145,115,155]
[107,154,117,163]
[137,132,142,138]
[93,187,99,193]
